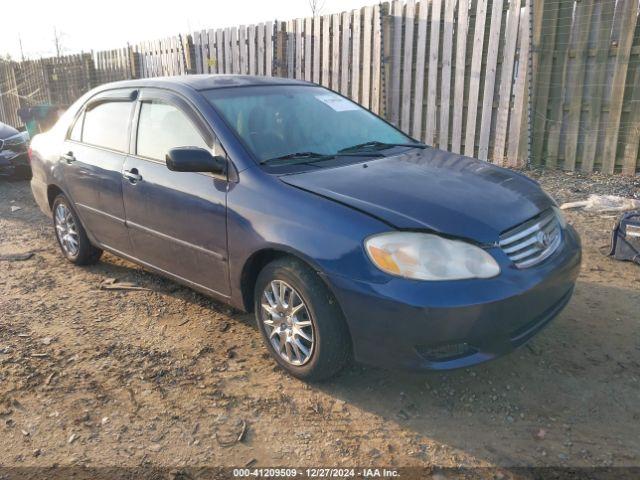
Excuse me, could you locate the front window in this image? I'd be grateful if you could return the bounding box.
[136,101,209,161]
[203,85,413,164]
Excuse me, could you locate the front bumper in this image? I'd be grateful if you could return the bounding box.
[0,152,30,177]
[325,225,582,371]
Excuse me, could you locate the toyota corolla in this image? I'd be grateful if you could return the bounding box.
[29,75,581,381]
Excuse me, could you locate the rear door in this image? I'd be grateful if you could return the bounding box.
[121,88,230,297]
[62,90,136,253]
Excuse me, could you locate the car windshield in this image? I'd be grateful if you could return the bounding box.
[203,85,416,165]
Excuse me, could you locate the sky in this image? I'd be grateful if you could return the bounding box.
[1,0,371,60]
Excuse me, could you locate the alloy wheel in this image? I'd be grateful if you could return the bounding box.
[54,203,80,257]
[260,280,315,366]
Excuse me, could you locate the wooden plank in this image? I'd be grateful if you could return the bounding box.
[400,0,415,132]
[371,4,382,114]
[477,0,505,161]
[257,24,265,75]
[224,28,233,74]
[296,18,304,79]
[439,0,455,150]
[411,0,429,140]
[361,6,373,108]
[322,15,331,86]
[286,20,295,78]
[313,16,321,83]
[531,0,560,165]
[156,39,163,76]
[239,26,248,74]
[582,1,615,172]
[305,17,313,81]
[173,37,180,75]
[389,0,403,125]
[265,21,273,76]
[161,39,169,76]
[507,3,530,167]
[563,0,594,171]
[216,29,225,74]
[463,0,488,157]
[425,0,442,146]
[162,38,169,75]
[248,26,256,75]
[493,0,521,165]
[602,0,638,174]
[231,27,240,73]
[341,11,350,96]
[351,8,361,103]
[170,38,177,75]
[623,62,640,175]
[451,0,469,153]
[544,0,574,169]
[332,14,340,90]
[169,38,176,75]
[192,31,203,74]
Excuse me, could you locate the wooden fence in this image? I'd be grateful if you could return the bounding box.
[531,0,640,174]
[383,0,531,165]
[191,23,275,77]
[1,0,639,174]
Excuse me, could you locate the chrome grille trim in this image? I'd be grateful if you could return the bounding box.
[499,209,562,268]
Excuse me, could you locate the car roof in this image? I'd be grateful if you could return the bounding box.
[98,74,314,93]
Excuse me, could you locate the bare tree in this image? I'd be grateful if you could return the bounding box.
[18,34,25,62]
[308,0,326,16]
[53,27,65,57]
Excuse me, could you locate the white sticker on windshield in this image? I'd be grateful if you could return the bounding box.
[315,94,360,112]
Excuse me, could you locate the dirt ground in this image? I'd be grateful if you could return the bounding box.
[1,169,639,472]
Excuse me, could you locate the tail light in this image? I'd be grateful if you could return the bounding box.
[27,146,33,163]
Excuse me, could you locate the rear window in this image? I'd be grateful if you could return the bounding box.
[82,101,133,152]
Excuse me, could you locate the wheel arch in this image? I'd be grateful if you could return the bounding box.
[239,248,347,318]
[47,184,65,209]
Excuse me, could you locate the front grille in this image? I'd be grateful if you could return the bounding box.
[499,209,562,268]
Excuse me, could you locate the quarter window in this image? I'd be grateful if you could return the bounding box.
[82,101,133,152]
[136,102,210,161]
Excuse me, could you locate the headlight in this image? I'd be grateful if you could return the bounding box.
[552,206,567,228]
[3,132,28,147]
[365,232,500,281]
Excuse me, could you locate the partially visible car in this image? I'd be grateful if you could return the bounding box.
[0,122,31,178]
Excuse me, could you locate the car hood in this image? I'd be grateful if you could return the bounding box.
[0,122,19,140]
[280,148,554,243]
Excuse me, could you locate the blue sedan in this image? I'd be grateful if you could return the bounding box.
[29,75,581,380]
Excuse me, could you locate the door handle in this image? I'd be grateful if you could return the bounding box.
[61,152,76,164]
[123,168,143,184]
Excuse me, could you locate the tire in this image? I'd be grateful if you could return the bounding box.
[52,194,103,265]
[254,257,351,381]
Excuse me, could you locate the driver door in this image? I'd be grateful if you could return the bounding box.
[121,89,230,298]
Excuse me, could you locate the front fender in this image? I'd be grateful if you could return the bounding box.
[226,169,392,309]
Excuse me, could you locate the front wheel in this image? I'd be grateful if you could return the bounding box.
[254,257,351,381]
[52,194,103,265]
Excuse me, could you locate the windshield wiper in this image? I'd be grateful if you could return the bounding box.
[338,141,426,154]
[260,150,385,166]
[260,152,333,165]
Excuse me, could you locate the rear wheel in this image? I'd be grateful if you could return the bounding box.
[254,257,351,381]
[52,194,102,265]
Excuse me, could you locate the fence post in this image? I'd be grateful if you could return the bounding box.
[380,2,392,121]
[274,22,288,77]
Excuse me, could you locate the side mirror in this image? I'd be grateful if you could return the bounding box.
[166,147,226,175]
